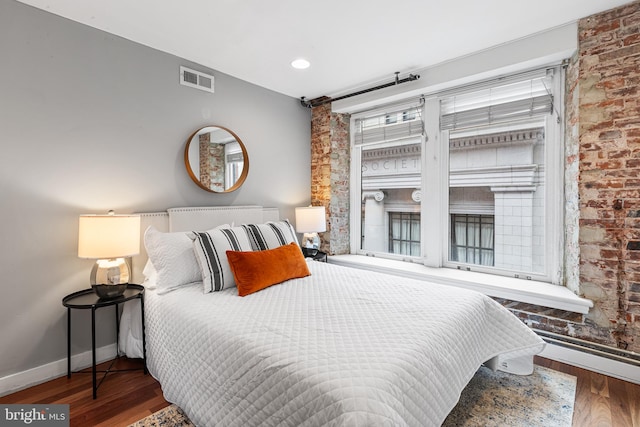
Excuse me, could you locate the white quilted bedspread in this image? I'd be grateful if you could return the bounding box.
[142,261,545,427]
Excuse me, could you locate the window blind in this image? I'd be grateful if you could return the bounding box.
[440,73,554,131]
[354,101,424,145]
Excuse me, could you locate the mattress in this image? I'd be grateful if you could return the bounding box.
[131,260,545,426]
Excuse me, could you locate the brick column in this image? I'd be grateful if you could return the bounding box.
[577,1,640,350]
[199,133,211,189]
[310,104,350,255]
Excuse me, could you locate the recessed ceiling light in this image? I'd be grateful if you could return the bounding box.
[291,58,310,70]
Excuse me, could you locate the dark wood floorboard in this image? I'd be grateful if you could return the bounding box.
[1,356,639,426]
[534,356,640,427]
[0,358,167,427]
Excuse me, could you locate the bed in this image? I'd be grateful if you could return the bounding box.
[119,206,545,427]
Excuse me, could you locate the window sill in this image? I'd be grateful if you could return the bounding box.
[329,254,592,314]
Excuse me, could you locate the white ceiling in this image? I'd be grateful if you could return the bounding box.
[17,0,631,100]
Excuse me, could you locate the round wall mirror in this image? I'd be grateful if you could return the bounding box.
[184,125,249,193]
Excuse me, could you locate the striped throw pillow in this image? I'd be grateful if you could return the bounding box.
[190,226,253,293]
[242,220,299,251]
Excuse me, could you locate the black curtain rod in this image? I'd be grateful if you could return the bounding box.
[300,72,420,108]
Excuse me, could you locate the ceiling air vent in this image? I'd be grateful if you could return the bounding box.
[180,66,214,93]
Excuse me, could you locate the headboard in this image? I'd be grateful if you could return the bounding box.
[131,206,280,283]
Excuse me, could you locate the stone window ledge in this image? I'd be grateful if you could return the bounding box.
[329,254,593,314]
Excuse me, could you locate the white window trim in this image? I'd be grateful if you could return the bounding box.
[439,113,563,283]
[350,66,566,285]
[329,254,592,314]
[422,96,444,266]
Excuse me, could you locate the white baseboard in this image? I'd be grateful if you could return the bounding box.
[0,344,118,397]
[540,341,640,384]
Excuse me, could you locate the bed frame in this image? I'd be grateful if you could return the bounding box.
[131,206,279,283]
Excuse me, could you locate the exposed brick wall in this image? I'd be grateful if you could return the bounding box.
[310,104,331,252]
[199,133,211,189]
[198,133,224,192]
[492,298,586,336]
[577,1,640,351]
[329,112,351,255]
[310,104,351,255]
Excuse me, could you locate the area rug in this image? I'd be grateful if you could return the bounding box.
[130,365,576,427]
[442,365,576,426]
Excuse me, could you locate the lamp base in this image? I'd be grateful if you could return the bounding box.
[90,258,130,299]
[91,283,128,299]
[302,232,320,250]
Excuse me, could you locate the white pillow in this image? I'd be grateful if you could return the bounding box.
[189,226,253,293]
[144,225,202,294]
[141,258,157,289]
[242,220,299,251]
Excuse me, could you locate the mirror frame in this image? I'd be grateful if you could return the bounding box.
[184,125,250,193]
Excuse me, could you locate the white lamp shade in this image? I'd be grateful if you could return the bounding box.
[78,214,141,259]
[295,206,327,233]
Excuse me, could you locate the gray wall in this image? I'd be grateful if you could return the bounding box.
[0,0,311,381]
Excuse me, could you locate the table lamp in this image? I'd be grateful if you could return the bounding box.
[78,211,140,299]
[295,206,326,256]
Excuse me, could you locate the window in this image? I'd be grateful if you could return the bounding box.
[442,70,557,278]
[389,212,421,256]
[351,66,564,283]
[354,102,424,259]
[225,149,244,190]
[450,214,494,266]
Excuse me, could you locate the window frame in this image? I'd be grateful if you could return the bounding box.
[349,65,565,285]
[450,213,495,267]
[389,212,421,256]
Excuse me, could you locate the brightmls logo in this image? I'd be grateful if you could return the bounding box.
[1,405,69,426]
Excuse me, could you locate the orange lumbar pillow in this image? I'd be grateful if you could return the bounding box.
[227,242,311,297]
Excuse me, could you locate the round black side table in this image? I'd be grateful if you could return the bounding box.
[62,284,146,399]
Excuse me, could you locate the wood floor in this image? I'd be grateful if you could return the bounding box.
[1,356,639,426]
[535,356,640,427]
[0,358,168,426]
